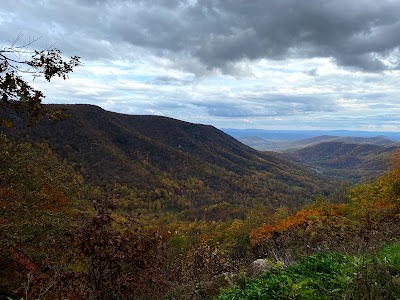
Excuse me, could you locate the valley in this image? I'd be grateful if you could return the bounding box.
[2,104,335,219]
[230,131,400,184]
[1,105,399,299]
[3,2,400,298]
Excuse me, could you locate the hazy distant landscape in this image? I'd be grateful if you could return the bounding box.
[224,128,400,150]
[224,129,400,184]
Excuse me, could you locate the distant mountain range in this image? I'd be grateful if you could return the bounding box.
[1,105,334,220]
[223,128,400,143]
[284,141,399,184]
[224,130,400,184]
[236,134,399,151]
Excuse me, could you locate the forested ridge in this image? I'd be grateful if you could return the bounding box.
[285,141,400,184]
[2,104,335,218]
[0,106,399,299]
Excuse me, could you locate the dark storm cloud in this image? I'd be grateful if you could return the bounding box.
[108,0,400,73]
[3,0,400,74]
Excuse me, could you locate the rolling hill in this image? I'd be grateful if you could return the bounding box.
[285,141,400,183]
[2,104,334,219]
[236,134,399,151]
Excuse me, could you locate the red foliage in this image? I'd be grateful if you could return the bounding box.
[12,250,36,271]
[60,212,168,300]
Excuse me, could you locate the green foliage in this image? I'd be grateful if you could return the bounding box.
[377,242,400,271]
[216,250,400,299]
[344,257,399,299]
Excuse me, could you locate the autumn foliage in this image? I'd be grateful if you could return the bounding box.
[59,211,167,300]
[249,151,400,257]
[1,132,400,299]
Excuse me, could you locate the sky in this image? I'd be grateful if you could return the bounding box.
[2,0,400,131]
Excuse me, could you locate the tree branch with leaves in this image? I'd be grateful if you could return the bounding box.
[0,35,81,126]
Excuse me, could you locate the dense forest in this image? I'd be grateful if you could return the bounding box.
[2,104,337,219]
[0,107,399,299]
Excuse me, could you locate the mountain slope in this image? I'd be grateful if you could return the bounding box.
[3,104,334,217]
[285,141,400,183]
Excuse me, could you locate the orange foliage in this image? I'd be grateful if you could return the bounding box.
[250,204,345,245]
[250,164,400,246]
[249,224,275,242]
[39,185,70,211]
[371,199,395,212]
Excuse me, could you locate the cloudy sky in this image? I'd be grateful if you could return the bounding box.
[2,0,400,131]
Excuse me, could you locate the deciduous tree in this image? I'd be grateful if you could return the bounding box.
[0,35,80,126]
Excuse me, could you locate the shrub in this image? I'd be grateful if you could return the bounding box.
[215,249,400,300]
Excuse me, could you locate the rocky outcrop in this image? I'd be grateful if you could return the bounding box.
[246,259,273,278]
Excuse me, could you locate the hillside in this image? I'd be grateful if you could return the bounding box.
[285,141,400,183]
[2,104,334,219]
[2,106,400,299]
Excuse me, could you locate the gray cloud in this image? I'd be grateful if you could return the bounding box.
[147,75,193,86]
[189,94,337,118]
[3,0,400,74]
[306,68,319,76]
[3,0,400,131]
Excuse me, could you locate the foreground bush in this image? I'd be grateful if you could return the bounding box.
[215,246,400,300]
